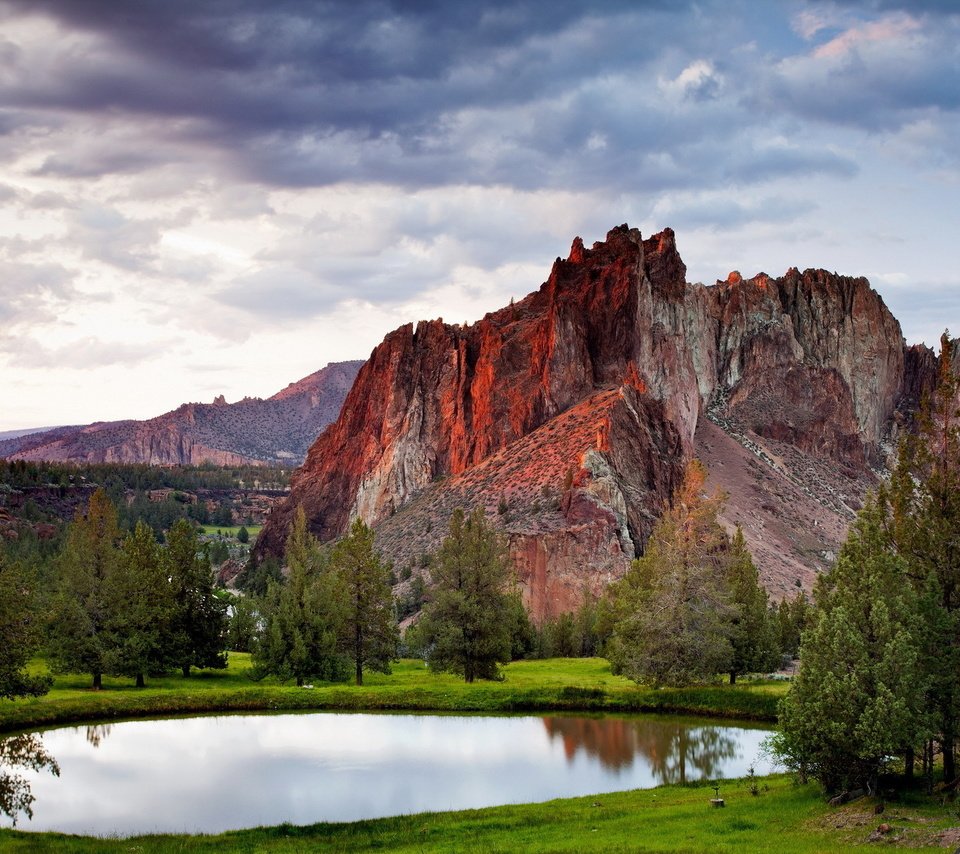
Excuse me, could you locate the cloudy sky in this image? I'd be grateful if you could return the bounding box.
[1,0,957,431]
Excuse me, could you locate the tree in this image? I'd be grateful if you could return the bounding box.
[726,527,780,683]
[253,508,348,686]
[886,331,960,782]
[606,461,735,686]
[777,591,811,659]
[329,518,398,685]
[0,549,51,700]
[771,496,931,794]
[417,508,514,682]
[165,519,227,677]
[104,520,174,687]
[237,526,249,544]
[47,489,123,689]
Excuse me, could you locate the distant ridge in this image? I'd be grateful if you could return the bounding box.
[0,361,363,467]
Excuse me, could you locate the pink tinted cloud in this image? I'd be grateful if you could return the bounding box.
[813,14,921,59]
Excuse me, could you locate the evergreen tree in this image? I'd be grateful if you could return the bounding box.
[0,549,51,699]
[771,496,931,794]
[47,489,123,689]
[417,508,513,682]
[330,518,398,685]
[606,461,735,686]
[886,331,960,782]
[777,591,811,659]
[253,508,348,685]
[165,519,227,676]
[104,521,174,686]
[726,527,780,683]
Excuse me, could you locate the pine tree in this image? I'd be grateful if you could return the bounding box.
[330,518,398,685]
[606,461,735,686]
[0,549,51,700]
[726,527,780,684]
[886,331,960,782]
[253,508,348,685]
[772,496,931,794]
[417,508,513,682]
[47,489,123,689]
[104,521,174,687]
[165,519,227,677]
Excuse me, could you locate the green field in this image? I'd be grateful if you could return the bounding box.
[199,525,262,539]
[1,659,955,852]
[0,656,784,734]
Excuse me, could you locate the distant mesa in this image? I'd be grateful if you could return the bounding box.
[254,224,950,620]
[0,361,364,467]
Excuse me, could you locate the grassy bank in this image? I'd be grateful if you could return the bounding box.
[1,774,957,852]
[0,656,784,734]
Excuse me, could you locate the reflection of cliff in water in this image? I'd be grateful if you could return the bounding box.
[542,717,739,784]
[0,733,59,826]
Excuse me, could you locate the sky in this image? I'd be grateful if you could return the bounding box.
[0,0,957,432]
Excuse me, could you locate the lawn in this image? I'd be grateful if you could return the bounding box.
[1,773,956,852]
[2,660,956,853]
[0,656,787,734]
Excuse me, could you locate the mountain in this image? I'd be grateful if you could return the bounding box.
[255,226,945,618]
[0,361,363,467]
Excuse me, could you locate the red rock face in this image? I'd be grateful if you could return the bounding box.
[257,225,933,617]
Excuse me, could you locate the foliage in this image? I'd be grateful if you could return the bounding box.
[726,528,780,683]
[329,518,398,684]
[885,331,960,783]
[165,519,228,676]
[606,461,736,686]
[771,496,932,794]
[253,508,348,686]
[103,521,175,686]
[46,489,124,689]
[221,591,258,653]
[0,733,59,827]
[776,592,811,659]
[0,549,52,700]
[417,508,514,682]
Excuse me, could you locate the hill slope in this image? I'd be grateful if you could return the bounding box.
[0,361,363,466]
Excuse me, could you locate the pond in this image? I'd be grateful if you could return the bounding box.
[0,712,775,836]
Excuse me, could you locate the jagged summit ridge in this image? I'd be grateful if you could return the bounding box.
[257,225,924,615]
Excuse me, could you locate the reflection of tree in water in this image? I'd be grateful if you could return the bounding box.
[86,724,113,748]
[0,734,59,826]
[541,717,739,783]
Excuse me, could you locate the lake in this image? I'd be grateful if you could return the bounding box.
[0,712,775,836]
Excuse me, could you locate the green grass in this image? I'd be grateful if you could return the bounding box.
[2,660,955,852]
[199,525,262,539]
[0,657,786,734]
[1,775,956,852]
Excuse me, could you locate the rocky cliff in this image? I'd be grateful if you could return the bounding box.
[256,226,934,617]
[0,361,363,467]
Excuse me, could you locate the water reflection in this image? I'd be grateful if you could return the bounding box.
[85,725,112,748]
[542,717,740,784]
[0,712,772,836]
[0,734,60,826]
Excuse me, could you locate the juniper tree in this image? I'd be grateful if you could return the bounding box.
[47,489,123,689]
[330,518,398,685]
[0,549,51,700]
[606,461,735,686]
[417,508,514,682]
[253,508,347,685]
[771,496,931,794]
[726,527,780,684]
[165,519,227,677]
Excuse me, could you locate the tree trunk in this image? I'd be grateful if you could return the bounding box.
[92,672,102,690]
[729,672,737,685]
[943,734,956,784]
[135,673,145,688]
[355,625,363,686]
[181,664,191,678]
[904,747,915,780]
[296,675,304,687]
